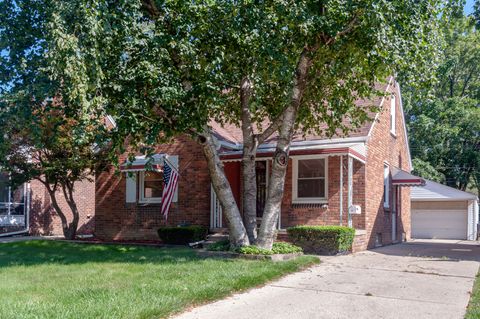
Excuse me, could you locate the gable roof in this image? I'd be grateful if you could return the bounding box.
[411,179,478,201]
[211,80,390,150]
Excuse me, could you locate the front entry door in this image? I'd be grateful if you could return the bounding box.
[256,161,267,222]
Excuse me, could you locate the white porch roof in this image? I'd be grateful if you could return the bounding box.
[120,154,165,172]
[221,140,367,163]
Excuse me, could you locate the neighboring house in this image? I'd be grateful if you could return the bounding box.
[0,173,95,237]
[95,77,424,251]
[1,77,425,251]
[411,179,479,240]
[0,115,117,237]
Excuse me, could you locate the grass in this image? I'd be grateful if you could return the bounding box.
[466,271,480,319]
[0,240,318,319]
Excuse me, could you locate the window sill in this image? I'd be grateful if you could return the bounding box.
[138,200,163,205]
[292,199,328,205]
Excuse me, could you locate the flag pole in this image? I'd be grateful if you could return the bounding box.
[163,156,179,174]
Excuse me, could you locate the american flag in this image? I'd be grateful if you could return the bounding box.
[161,160,179,220]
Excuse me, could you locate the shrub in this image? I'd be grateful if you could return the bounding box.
[208,241,303,255]
[270,242,303,254]
[207,239,231,251]
[287,225,355,255]
[157,225,208,245]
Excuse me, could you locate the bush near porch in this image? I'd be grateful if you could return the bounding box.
[157,225,208,244]
[0,240,318,319]
[287,225,355,255]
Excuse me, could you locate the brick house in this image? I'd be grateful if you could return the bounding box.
[0,175,95,237]
[94,77,423,251]
[1,78,424,251]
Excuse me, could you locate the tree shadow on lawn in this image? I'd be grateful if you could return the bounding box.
[0,240,212,267]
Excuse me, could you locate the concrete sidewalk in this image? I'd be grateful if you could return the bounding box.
[174,240,480,319]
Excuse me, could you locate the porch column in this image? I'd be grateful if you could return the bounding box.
[348,156,353,228]
[339,155,343,226]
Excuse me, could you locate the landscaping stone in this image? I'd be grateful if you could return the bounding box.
[196,249,305,262]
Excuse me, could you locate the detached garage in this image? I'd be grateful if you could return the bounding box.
[411,180,479,240]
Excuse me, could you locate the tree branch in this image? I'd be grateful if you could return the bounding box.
[141,0,161,18]
[256,115,283,145]
[325,12,361,45]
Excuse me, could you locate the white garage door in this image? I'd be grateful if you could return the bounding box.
[412,209,467,240]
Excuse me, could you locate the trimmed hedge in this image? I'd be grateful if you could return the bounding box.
[287,225,355,255]
[157,225,208,245]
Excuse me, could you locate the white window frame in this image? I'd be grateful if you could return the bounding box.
[138,171,163,204]
[292,155,328,204]
[383,163,390,208]
[390,95,396,135]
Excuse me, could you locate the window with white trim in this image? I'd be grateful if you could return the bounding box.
[293,157,327,203]
[0,172,27,216]
[139,171,163,203]
[390,95,396,135]
[383,164,390,208]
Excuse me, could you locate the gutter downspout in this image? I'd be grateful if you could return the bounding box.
[340,155,343,226]
[348,156,353,228]
[0,183,30,238]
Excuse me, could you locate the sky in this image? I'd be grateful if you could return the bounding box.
[465,0,475,14]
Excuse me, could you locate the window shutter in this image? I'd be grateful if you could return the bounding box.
[125,173,137,203]
[168,155,179,202]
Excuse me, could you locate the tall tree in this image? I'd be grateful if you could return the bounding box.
[405,10,480,194]
[103,0,442,248]
[2,0,444,248]
[0,0,108,239]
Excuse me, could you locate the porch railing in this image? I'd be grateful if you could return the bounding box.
[210,184,223,229]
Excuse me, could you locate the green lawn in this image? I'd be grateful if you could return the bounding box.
[466,271,480,319]
[0,240,318,319]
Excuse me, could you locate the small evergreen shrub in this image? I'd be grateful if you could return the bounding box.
[157,225,208,245]
[207,240,302,255]
[287,225,355,255]
[207,239,231,251]
[237,242,302,255]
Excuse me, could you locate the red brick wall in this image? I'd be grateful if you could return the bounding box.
[29,178,95,236]
[364,80,412,248]
[280,156,366,230]
[95,136,211,240]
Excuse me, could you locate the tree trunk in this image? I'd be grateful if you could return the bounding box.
[255,106,297,249]
[198,128,250,247]
[242,148,258,243]
[240,76,259,243]
[256,49,312,250]
[62,182,80,240]
[46,186,77,240]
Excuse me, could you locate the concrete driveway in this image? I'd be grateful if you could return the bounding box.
[175,239,480,319]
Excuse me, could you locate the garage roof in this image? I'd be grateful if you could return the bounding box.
[411,179,478,201]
